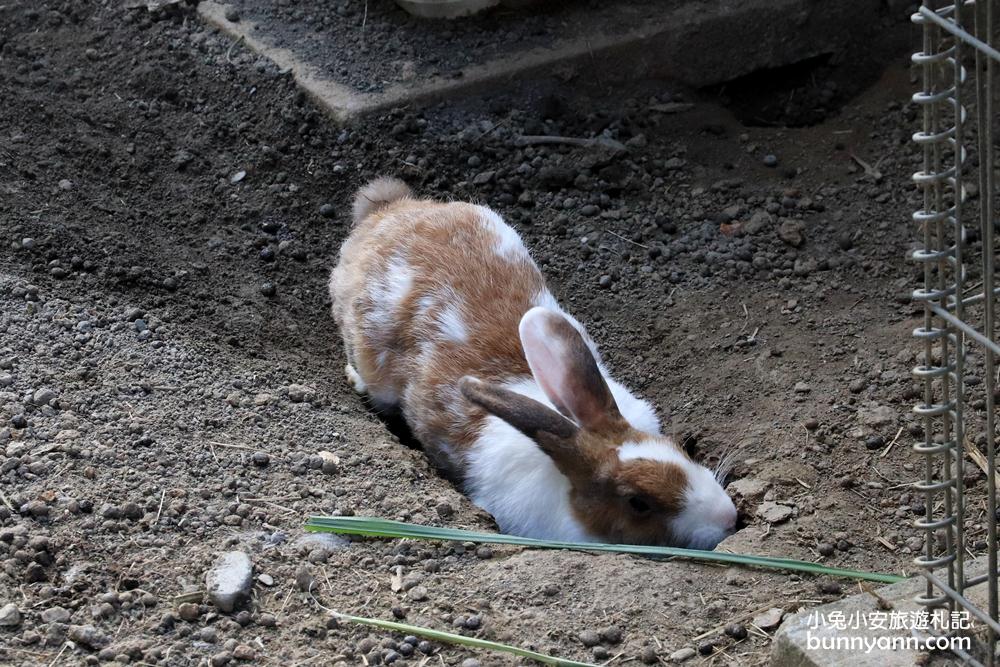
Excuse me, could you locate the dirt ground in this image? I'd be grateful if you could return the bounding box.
[0,1,966,666]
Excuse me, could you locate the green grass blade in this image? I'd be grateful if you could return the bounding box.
[331,611,599,667]
[305,516,906,585]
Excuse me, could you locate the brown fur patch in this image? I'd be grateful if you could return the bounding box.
[330,196,545,467]
[566,430,692,546]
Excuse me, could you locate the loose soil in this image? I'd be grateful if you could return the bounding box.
[0,2,975,666]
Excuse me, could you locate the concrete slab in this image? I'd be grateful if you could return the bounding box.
[771,563,989,666]
[197,0,900,122]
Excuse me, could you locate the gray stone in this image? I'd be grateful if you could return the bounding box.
[857,405,896,427]
[41,606,71,624]
[32,388,56,406]
[0,603,22,627]
[205,551,253,613]
[752,607,785,631]
[293,532,348,553]
[778,220,805,247]
[669,647,697,662]
[744,210,773,234]
[286,384,315,403]
[757,501,794,524]
[727,477,768,503]
[769,561,990,666]
[68,624,110,649]
[407,585,429,601]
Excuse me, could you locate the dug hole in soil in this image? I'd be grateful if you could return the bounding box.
[0,2,961,666]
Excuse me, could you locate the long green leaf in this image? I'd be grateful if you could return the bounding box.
[305,516,906,585]
[330,610,598,667]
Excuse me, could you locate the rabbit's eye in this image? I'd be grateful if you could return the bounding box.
[628,495,651,515]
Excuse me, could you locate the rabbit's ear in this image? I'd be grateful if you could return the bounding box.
[518,307,624,434]
[459,376,589,478]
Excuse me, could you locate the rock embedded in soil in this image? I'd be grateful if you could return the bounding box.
[68,624,111,650]
[600,626,623,644]
[286,384,315,403]
[205,551,253,613]
[727,477,768,505]
[725,623,748,640]
[41,606,71,624]
[669,647,696,662]
[0,603,22,627]
[177,602,200,621]
[295,564,315,592]
[32,387,57,406]
[406,585,429,602]
[777,220,805,247]
[857,405,896,427]
[751,607,785,631]
[756,501,793,524]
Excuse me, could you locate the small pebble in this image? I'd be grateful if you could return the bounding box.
[865,435,885,451]
[669,647,696,663]
[32,388,56,406]
[177,603,200,621]
[224,6,240,21]
[725,623,748,640]
[0,603,22,627]
[319,203,336,218]
[41,607,71,624]
[578,630,601,647]
[205,551,253,613]
[260,282,276,297]
[763,154,778,167]
[599,626,623,644]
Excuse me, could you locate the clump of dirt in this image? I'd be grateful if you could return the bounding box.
[0,1,960,666]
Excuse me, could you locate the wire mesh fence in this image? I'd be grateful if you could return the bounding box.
[913,1,1000,663]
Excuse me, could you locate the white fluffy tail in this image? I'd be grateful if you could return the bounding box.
[352,177,412,225]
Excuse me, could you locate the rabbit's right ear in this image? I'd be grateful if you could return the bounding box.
[519,307,624,434]
[459,376,587,477]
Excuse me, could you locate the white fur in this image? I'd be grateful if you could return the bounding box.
[605,379,660,435]
[617,440,687,465]
[619,439,737,550]
[478,206,529,260]
[464,378,596,542]
[366,254,413,331]
[436,303,468,344]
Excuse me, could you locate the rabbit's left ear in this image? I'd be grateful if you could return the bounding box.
[458,376,592,478]
[518,307,624,434]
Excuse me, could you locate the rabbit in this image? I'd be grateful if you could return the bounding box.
[329,177,738,549]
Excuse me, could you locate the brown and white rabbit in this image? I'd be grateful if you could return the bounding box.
[329,177,737,548]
